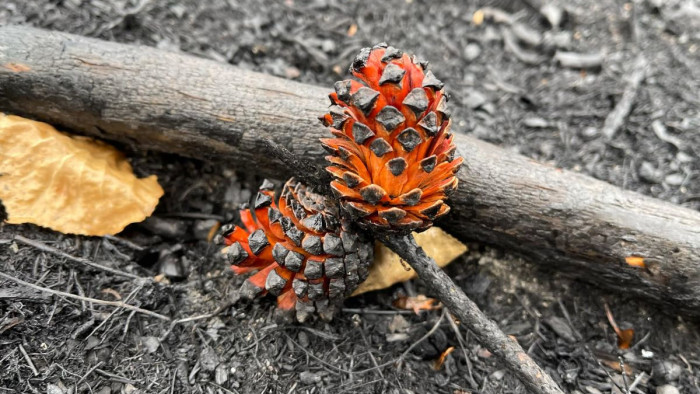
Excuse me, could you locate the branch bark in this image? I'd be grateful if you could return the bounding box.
[380,234,563,394]
[1,26,700,317]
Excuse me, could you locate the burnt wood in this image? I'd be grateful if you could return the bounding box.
[1,26,699,317]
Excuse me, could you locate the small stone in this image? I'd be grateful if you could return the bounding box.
[299,371,322,385]
[47,384,65,394]
[652,361,682,384]
[523,117,550,128]
[464,43,481,61]
[141,217,187,239]
[159,252,186,280]
[656,385,680,394]
[464,91,487,109]
[665,173,685,186]
[581,126,599,140]
[640,162,662,184]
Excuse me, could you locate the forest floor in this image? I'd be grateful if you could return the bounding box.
[1,0,699,393]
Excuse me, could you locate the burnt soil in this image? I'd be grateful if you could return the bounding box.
[1,0,699,393]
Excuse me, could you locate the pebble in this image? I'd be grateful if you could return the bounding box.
[581,126,599,140]
[664,173,685,186]
[464,43,481,61]
[159,252,186,280]
[47,384,65,394]
[141,217,188,239]
[652,360,682,383]
[523,117,550,128]
[639,161,662,184]
[656,385,680,394]
[464,91,487,109]
[299,371,321,384]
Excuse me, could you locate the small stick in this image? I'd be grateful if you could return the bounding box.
[13,235,141,280]
[0,271,170,321]
[378,233,564,394]
[18,344,38,376]
[602,54,648,139]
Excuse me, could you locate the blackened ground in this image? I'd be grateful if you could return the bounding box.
[0,0,698,393]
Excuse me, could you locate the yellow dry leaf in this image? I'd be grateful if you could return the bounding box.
[352,227,467,295]
[0,114,164,235]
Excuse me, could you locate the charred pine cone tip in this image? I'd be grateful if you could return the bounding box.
[320,43,463,234]
[221,178,373,322]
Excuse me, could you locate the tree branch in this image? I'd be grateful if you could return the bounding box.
[379,233,564,394]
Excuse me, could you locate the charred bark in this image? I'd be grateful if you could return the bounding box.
[1,26,699,317]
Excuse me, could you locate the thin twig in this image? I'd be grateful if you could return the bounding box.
[0,271,169,321]
[378,233,564,394]
[13,235,141,280]
[602,54,648,139]
[18,344,38,376]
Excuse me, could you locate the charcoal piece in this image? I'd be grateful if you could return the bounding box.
[378,63,405,85]
[322,234,344,256]
[376,106,405,131]
[226,242,248,265]
[247,229,269,255]
[420,155,437,173]
[387,157,407,176]
[304,259,323,280]
[352,122,375,144]
[302,235,323,255]
[369,138,393,157]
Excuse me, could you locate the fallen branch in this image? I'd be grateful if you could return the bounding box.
[380,233,563,394]
[1,27,700,318]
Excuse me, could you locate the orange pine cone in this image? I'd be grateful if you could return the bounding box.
[221,178,373,321]
[320,43,463,233]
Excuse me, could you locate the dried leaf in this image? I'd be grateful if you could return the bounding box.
[393,295,441,314]
[0,114,163,235]
[625,256,645,268]
[604,303,635,349]
[433,346,455,370]
[352,227,467,295]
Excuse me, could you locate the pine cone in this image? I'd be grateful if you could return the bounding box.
[320,44,463,233]
[221,178,373,321]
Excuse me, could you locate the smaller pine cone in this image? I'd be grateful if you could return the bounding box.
[320,43,463,234]
[221,178,373,321]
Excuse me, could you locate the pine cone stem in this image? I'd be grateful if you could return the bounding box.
[378,233,564,394]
